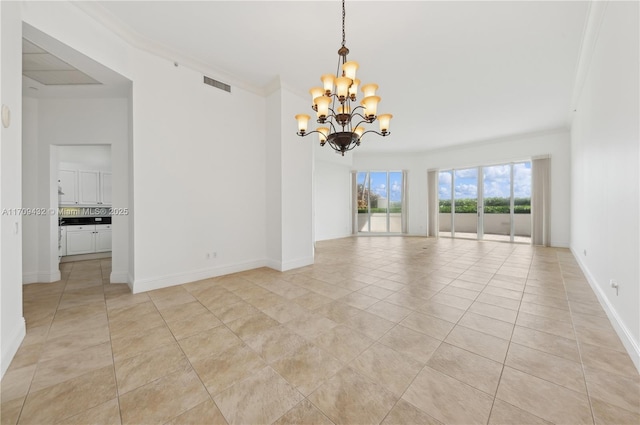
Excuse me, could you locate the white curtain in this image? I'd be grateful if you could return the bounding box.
[427,170,439,237]
[401,170,408,234]
[351,171,358,235]
[531,156,550,246]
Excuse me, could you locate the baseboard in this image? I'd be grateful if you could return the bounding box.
[315,232,352,242]
[110,271,130,285]
[570,247,640,373]
[280,256,314,272]
[22,270,61,284]
[132,259,268,294]
[1,317,26,378]
[551,240,570,248]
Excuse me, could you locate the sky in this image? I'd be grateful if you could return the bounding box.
[439,162,531,200]
[357,171,402,202]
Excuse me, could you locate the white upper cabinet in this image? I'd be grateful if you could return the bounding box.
[79,170,101,205]
[59,169,79,205]
[61,169,112,206]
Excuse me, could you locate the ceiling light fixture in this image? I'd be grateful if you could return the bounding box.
[295,0,392,156]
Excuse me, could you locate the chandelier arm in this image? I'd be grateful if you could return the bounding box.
[351,116,376,129]
[296,129,325,138]
[358,129,391,138]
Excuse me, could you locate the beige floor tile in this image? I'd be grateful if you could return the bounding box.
[157,300,209,323]
[192,343,266,395]
[418,300,466,323]
[314,302,362,323]
[245,325,308,363]
[338,292,380,310]
[590,397,640,425]
[313,325,374,363]
[148,288,196,310]
[293,292,333,310]
[20,366,117,424]
[428,292,474,310]
[457,311,514,340]
[166,309,222,340]
[262,302,310,324]
[178,326,243,363]
[505,343,587,394]
[346,311,396,340]
[115,342,190,394]
[109,310,166,340]
[40,322,110,362]
[510,325,580,363]
[366,300,412,322]
[107,300,157,323]
[285,312,340,340]
[378,325,441,364]
[226,312,280,340]
[401,311,456,341]
[111,324,175,362]
[520,301,573,322]
[61,398,121,425]
[246,292,288,310]
[308,367,398,425]
[399,286,438,301]
[579,342,639,377]
[427,342,503,395]
[516,311,576,340]
[119,368,209,425]
[207,300,260,323]
[574,323,628,353]
[165,400,228,425]
[214,366,303,425]
[488,399,552,424]
[384,292,428,310]
[46,312,109,341]
[30,341,113,392]
[1,397,24,425]
[444,325,509,363]
[584,367,640,414]
[441,285,480,300]
[496,366,593,424]
[402,366,494,425]
[468,301,518,323]
[0,364,36,404]
[351,343,423,396]
[271,343,343,395]
[380,398,442,425]
[5,343,42,372]
[357,285,395,300]
[272,399,334,425]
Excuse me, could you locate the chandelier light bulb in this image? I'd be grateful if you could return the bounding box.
[361,95,381,118]
[321,74,336,95]
[335,76,352,101]
[354,126,365,139]
[318,127,330,144]
[295,114,310,134]
[348,78,360,100]
[342,61,359,80]
[309,87,324,108]
[377,114,393,133]
[361,83,379,98]
[315,96,332,120]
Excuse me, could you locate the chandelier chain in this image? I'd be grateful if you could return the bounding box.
[341,0,346,48]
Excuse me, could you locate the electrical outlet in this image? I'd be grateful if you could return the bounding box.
[610,279,619,296]
[583,249,587,256]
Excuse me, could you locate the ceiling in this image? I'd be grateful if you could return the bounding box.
[60,1,590,152]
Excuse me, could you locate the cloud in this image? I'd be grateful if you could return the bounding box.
[455,183,477,198]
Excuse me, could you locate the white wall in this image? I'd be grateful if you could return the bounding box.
[314,160,352,241]
[570,1,639,369]
[1,0,26,378]
[353,129,571,247]
[130,48,268,292]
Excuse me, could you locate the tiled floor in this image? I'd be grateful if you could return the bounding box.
[2,237,639,425]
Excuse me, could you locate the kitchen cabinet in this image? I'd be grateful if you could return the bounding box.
[95,224,112,253]
[63,169,112,206]
[59,169,78,205]
[66,224,112,255]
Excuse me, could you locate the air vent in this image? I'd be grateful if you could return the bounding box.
[204,76,231,93]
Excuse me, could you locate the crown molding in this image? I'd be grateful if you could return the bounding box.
[71,2,265,96]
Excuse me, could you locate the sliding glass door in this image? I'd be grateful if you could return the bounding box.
[439,161,531,243]
[356,171,403,233]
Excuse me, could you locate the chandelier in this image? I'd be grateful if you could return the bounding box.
[295,0,392,156]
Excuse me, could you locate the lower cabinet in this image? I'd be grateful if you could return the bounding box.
[66,224,112,255]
